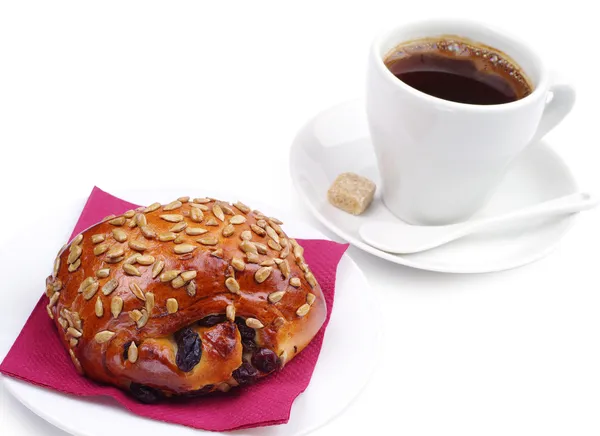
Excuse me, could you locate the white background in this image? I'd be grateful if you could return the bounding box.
[1,1,599,435]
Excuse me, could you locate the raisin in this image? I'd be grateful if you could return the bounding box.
[232,362,259,386]
[198,314,227,327]
[175,327,202,372]
[251,348,281,373]
[235,317,256,341]
[242,338,257,353]
[182,384,214,398]
[129,383,164,403]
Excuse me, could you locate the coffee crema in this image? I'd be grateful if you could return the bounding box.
[384,37,533,105]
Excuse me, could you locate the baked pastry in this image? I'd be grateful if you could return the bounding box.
[44,197,324,402]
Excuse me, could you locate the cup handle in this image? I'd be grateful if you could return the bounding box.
[531,80,576,144]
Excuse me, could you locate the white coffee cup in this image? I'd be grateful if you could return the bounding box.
[366,20,575,225]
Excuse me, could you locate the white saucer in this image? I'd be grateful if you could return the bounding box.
[290,100,579,273]
[1,188,380,436]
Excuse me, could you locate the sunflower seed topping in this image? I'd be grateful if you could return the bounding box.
[123,210,135,218]
[135,213,148,227]
[279,259,290,278]
[190,203,209,211]
[103,214,116,222]
[170,221,187,233]
[109,216,126,226]
[158,271,179,284]
[268,240,282,251]
[94,243,109,256]
[102,278,119,295]
[129,282,146,301]
[266,226,280,243]
[245,318,264,329]
[128,240,148,252]
[296,303,310,317]
[124,253,141,265]
[180,270,197,282]
[256,219,267,229]
[140,225,157,239]
[72,234,83,246]
[240,240,257,254]
[226,304,236,322]
[151,260,165,278]
[129,310,143,322]
[222,224,235,237]
[49,291,60,307]
[205,217,219,226]
[171,276,185,288]
[230,215,246,225]
[290,277,301,287]
[123,264,141,276]
[106,246,125,259]
[211,248,224,258]
[260,259,275,266]
[280,245,290,258]
[307,293,316,305]
[233,201,250,214]
[145,292,155,313]
[254,242,268,254]
[193,197,211,204]
[270,217,284,225]
[198,236,218,246]
[246,252,260,263]
[136,255,155,265]
[68,259,81,272]
[160,214,183,223]
[111,296,123,318]
[67,246,83,264]
[95,330,115,344]
[305,272,317,288]
[268,291,285,303]
[69,349,83,374]
[212,204,225,221]
[186,280,197,296]
[67,327,82,338]
[163,200,182,211]
[231,257,245,271]
[127,219,137,229]
[255,266,272,283]
[144,202,161,213]
[159,232,177,242]
[95,297,104,317]
[273,258,283,265]
[112,229,128,242]
[174,234,186,244]
[81,280,99,300]
[240,230,252,240]
[128,342,138,363]
[190,207,204,223]
[96,268,110,278]
[251,224,266,236]
[91,234,105,244]
[167,298,178,314]
[105,255,124,264]
[225,277,240,294]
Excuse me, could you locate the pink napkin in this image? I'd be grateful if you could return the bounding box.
[0,187,349,432]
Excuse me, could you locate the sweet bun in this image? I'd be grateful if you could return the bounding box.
[44,197,325,402]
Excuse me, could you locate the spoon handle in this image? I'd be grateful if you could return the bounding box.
[466,192,599,233]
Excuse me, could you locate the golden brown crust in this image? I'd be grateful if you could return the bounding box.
[44,197,325,398]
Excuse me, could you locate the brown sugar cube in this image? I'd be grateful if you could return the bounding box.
[327,172,376,215]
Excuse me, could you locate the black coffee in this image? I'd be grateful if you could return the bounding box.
[384,37,532,105]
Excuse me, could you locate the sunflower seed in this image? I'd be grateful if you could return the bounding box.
[78,277,96,293]
[123,264,141,276]
[170,221,187,233]
[190,203,209,211]
[253,210,266,218]
[306,293,316,305]
[279,350,288,367]
[268,291,285,303]
[160,270,180,282]
[110,229,126,243]
[103,214,116,222]
[273,316,286,329]
[174,244,196,254]
[93,243,109,256]
[94,268,109,279]
[270,222,285,237]
[111,296,123,318]
[159,232,177,242]
[163,200,182,211]
[251,224,266,236]
[226,304,236,322]
[293,244,304,258]
[268,239,282,251]
[240,240,257,254]
[273,258,283,265]
[255,266,272,283]
[190,207,204,223]
[151,260,165,278]
[279,260,290,278]
[193,197,211,204]
[129,282,146,301]
[265,226,280,243]
[290,277,301,287]
[68,259,81,272]
[223,204,236,215]
[137,309,150,329]
[166,298,178,314]
[222,224,235,237]
[180,270,197,282]
[254,242,268,254]
[127,219,137,229]
[240,230,252,241]
[186,280,197,296]
[129,310,143,322]
[109,216,126,226]
[279,238,288,248]
[136,255,155,265]
[58,317,68,329]
[49,291,60,307]
[280,245,290,258]
[172,276,185,288]
[296,303,310,317]
[70,234,83,246]
[212,204,225,221]
[270,217,284,225]
[225,277,240,294]
[102,278,119,295]
[69,338,78,348]
[124,253,141,265]
[105,255,124,264]
[95,297,104,317]
[233,201,250,214]
[67,245,82,264]
[260,259,275,266]
[256,219,267,229]
[106,246,125,259]
[91,234,105,244]
[83,282,99,300]
[123,209,135,218]
[128,342,138,363]
[229,215,246,225]
[73,312,82,330]
[245,318,264,329]
[299,262,309,273]
[67,327,82,338]
[69,349,83,374]
[246,252,260,263]
[128,240,148,251]
[217,383,231,392]
[159,214,183,223]
[305,272,317,288]
[145,292,155,313]
[186,227,207,236]
[174,234,186,244]
[95,330,115,343]
[135,213,147,227]
[178,196,190,203]
[140,225,157,239]
[231,257,245,271]
[205,217,218,226]
[144,202,161,213]
[197,235,218,246]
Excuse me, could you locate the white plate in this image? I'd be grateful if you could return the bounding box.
[1,189,380,436]
[290,99,579,273]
